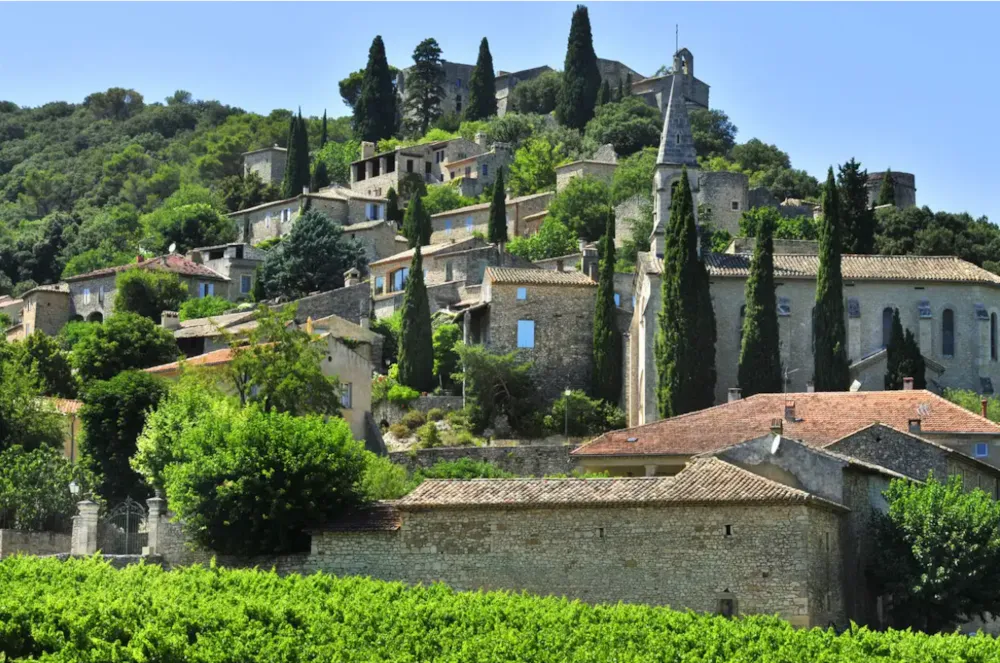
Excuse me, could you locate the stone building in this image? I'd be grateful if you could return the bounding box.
[495,65,554,116]
[439,137,513,197]
[866,171,916,209]
[350,138,485,198]
[555,160,618,191]
[429,191,553,245]
[10,283,70,338]
[186,243,265,300]
[460,267,597,401]
[242,145,287,185]
[397,60,475,119]
[631,48,710,114]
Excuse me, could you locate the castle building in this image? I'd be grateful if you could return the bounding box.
[241,145,287,185]
[866,170,917,209]
[630,48,710,115]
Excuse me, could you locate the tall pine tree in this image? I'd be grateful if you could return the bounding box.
[310,160,330,192]
[596,79,611,107]
[877,168,897,206]
[487,167,508,244]
[615,78,624,102]
[354,35,398,143]
[884,308,905,389]
[402,194,430,248]
[320,110,328,147]
[556,5,601,130]
[281,110,310,198]
[386,187,403,227]
[397,245,435,392]
[813,167,850,391]
[737,208,783,396]
[623,73,633,97]
[465,37,497,121]
[837,158,874,254]
[655,168,717,417]
[593,210,621,403]
[902,329,927,389]
[402,38,445,137]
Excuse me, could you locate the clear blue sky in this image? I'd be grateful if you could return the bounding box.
[1,2,997,221]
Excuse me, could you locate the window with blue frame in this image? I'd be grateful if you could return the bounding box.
[482,164,489,178]
[517,287,527,300]
[614,293,621,307]
[445,219,452,234]
[466,215,473,231]
[393,268,409,292]
[976,443,989,458]
[517,320,535,348]
[375,276,385,292]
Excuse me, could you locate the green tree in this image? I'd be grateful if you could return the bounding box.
[547,175,612,242]
[737,208,782,397]
[596,80,611,107]
[80,370,168,504]
[354,36,398,142]
[0,359,64,453]
[872,474,1000,632]
[432,321,461,390]
[310,159,330,192]
[901,329,927,389]
[421,184,476,216]
[250,266,266,302]
[113,269,189,321]
[506,217,579,261]
[397,246,434,392]
[71,312,178,383]
[0,445,95,531]
[509,71,562,115]
[886,311,926,390]
[178,295,232,321]
[838,158,875,254]
[465,37,497,121]
[487,167,508,244]
[655,167,716,417]
[583,96,661,157]
[877,168,897,206]
[689,108,737,159]
[385,187,403,227]
[592,212,621,402]
[610,146,656,204]
[556,5,601,130]
[508,137,563,196]
[258,209,365,299]
[401,194,431,248]
[339,64,399,110]
[13,332,77,398]
[403,38,445,137]
[454,342,538,433]
[281,111,310,198]
[623,73,633,96]
[813,167,850,391]
[313,139,360,187]
[140,197,235,255]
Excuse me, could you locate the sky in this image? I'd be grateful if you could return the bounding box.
[1,2,997,222]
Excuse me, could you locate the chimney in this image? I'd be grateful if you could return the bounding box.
[908,418,921,433]
[902,377,914,390]
[361,141,376,159]
[982,398,989,418]
[727,387,742,403]
[784,400,796,422]
[770,418,783,435]
[188,251,203,265]
[806,382,815,393]
[161,311,180,331]
[344,268,360,287]
[136,254,144,264]
[474,131,489,148]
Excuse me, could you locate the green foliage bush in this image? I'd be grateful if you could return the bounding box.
[583,97,661,157]
[0,359,65,453]
[421,184,477,216]
[178,294,232,321]
[71,312,178,383]
[544,390,626,437]
[546,175,612,242]
[416,422,442,448]
[0,446,96,531]
[944,389,1000,422]
[12,332,77,398]
[506,217,578,262]
[426,407,445,422]
[113,269,189,321]
[2,556,995,662]
[388,422,410,439]
[400,409,426,431]
[387,384,420,406]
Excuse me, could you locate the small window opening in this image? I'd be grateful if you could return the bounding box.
[724,524,732,537]
[597,527,605,539]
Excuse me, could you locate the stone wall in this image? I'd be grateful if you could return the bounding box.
[309,502,844,627]
[614,195,648,249]
[555,162,618,192]
[346,222,399,261]
[388,444,575,477]
[697,171,748,237]
[866,171,916,209]
[429,192,553,245]
[244,149,286,185]
[291,282,371,325]
[22,289,72,336]
[0,529,71,558]
[373,395,464,426]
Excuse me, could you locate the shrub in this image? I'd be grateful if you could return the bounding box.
[371,374,397,405]
[71,312,178,383]
[178,295,232,321]
[0,446,96,531]
[358,452,412,501]
[414,458,513,481]
[388,423,410,439]
[0,359,65,454]
[113,268,189,321]
[546,390,625,437]
[387,384,420,406]
[446,429,480,447]
[55,320,99,352]
[416,422,442,448]
[400,409,426,430]
[426,407,445,422]
[454,343,538,434]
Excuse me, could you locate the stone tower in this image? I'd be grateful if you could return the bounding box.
[650,74,700,257]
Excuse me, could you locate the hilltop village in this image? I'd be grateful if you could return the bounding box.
[4,5,1000,649]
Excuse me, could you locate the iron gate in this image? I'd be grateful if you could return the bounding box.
[97,498,148,554]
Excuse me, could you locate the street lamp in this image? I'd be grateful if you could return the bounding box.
[68,480,80,497]
[564,388,572,438]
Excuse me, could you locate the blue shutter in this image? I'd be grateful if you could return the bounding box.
[517,320,535,348]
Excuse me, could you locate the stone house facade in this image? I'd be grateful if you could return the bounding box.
[186,243,266,300]
[231,188,389,246]
[429,192,553,245]
[440,140,513,198]
[242,145,287,185]
[495,65,554,116]
[555,161,618,191]
[350,138,485,198]
[14,284,71,338]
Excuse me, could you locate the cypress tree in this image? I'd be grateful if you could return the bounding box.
[624,73,633,97]
[877,168,896,206]
[487,167,508,244]
[397,245,435,393]
[354,35,398,143]
[320,110,328,148]
[280,114,297,198]
[902,329,927,389]
[556,5,601,130]
[281,111,310,198]
[884,308,905,389]
[402,195,430,248]
[737,208,783,397]
[386,187,403,227]
[593,210,621,403]
[655,167,717,417]
[813,167,850,391]
[837,158,874,254]
[615,78,624,102]
[309,159,330,192]
[596,79,611,107]
[402,38,445,137]
[465,37,497,121]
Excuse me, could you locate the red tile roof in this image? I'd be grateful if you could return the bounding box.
[144,347,235,376]
[44,397,83,415]
[706,254,1000,284]
[65,254,228,283]
[485,267,596,287]
[573,390,1000,457]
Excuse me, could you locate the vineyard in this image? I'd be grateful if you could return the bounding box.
[0,556,996,662]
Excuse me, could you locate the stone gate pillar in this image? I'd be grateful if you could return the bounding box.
[144,496,165,555]
[71,500,99,555]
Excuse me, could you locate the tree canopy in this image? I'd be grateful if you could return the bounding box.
[402,39,446,138]
[465,38,497,121]
[353,36,398,142]
[71,312,178,383]
[556,5,601,130]
[113,268,188,322]
[546,175,612,242]
[583,97,660,157]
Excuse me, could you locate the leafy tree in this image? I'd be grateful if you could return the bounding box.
[113,269,188,321]
[219,171,281,213]
[71,312,178,383]
[432,321,461,390]
[385,187,403,227]
[872,474,1000,632]
[623,73,633,96]
[689,108,737,159]
[0,445,95,531]
[583,96,660,156]
[140,193,235,254]
[508,137,563,196]
[877,168,897,206]
[592,213,621,402]
[616,200,654,271]
[0,358,64,453]
[487,167,508,244]
[838,158,875,254]
[885,309,927,390]
[310,159,330,192]
[813,168,850,391]
[354,36,398,142]
[737,209,782,397]
[83,87,145,120]
[421,184,476,216]
[610,146,656,205]
[259,209,365,299]
[313,139,360,187]
[281,111,311,198]
[596,80,611,107]
[506,217,578,262]
[339,64,399,109]
[546,390,625,436]
[371,311,402,369]
[556,5,601,130]
[454,342,538,433]
[403,38,446,137]
[178,295,232,321]
[80,370,168,504]
[509,71,562,115]
[397,246,434,393]
[547,175,612,242]
[12,332,77,398]
[465,37,497,121]
[731,138,791,172]
[55,321,100,352]
[401,194,431,248]
[655,167,716,417]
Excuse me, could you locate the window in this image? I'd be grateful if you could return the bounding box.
[465,166,471,178]
[240,275,252,294]
[445,261,453,281]
[435,151,445,164]
[942,308,955,356]
[450,171,456,179]
[482,164,489,178]
[731,201,740,211]
[445,220,452,234]
[992,313,997,361]
[717,597,735,618]
[739,304,746,344]
[366,203,383,220]
[375,276,385,292]
[83,288,91,305]
[456,78,462,88]
[340,382,353,409]
[393,267,409,292]
[425,161,432,174]
[976,443,989,458]
[265,212,272,229]
[98,286,105,303]
[675,134,681,144]
[882,307,894,348]
[517,287,527,300]
[407,159,414,173]
[456,95,463,112]
[614,293,621,307]
[466,215,473,232]
[517,320,535,348]
[632,295,637,309]
[199,282,215,298]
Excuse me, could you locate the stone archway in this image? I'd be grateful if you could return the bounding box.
[86,311,103,323]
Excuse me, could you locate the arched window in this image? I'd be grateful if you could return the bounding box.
[992,313,997,361]
[942,308,955,357]
[882,307,894,348]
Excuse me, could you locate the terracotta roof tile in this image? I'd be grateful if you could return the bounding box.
[395,457,844,511]
[65,254,228,283]
[485,267,596,287]
[573,390,1000,457]
[144,347,235,375]
[429,192,553,219]
[44,397,83,415]
[370,238,486,266]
